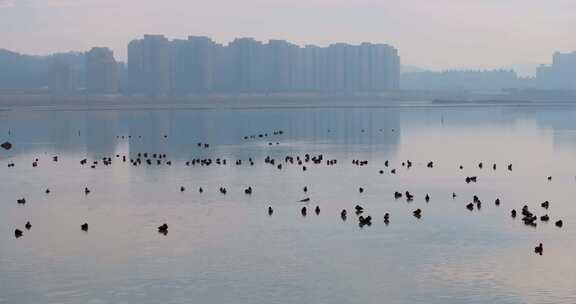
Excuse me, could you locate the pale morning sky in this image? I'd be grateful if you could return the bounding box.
[2,0,576,72]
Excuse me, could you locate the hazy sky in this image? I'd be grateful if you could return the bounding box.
[2,0,576,72]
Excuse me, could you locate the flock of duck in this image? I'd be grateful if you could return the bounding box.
[1,131,567,256]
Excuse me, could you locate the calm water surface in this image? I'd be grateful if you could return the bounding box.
[1,105,576,304]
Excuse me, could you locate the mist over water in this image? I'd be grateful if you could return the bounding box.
[1,104,576,304]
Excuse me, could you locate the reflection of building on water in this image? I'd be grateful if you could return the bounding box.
[114,108,402,161]
[123,110,171,158]
[85,111,122,159]
[0,108,402,161]
[532,110,576,150]
[0,111,91,156]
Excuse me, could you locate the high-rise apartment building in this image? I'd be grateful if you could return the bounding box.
[48,59,75,94]
[128,35,171,95]
[85,47,118,94]
[127,35,400,95]
[536,52,576,89]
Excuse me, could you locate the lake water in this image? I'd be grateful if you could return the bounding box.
[1,104,576,304]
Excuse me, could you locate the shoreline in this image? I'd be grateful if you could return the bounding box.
[1,94,576,112]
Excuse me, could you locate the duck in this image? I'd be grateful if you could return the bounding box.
[495,198,500,206]
[244,186,253,195]
[358,215,372,226]
[1,141,12,150]
[17,198,26,205]
[508,164,513,171]
[268,206,273,216]
[158,223,168,234]
[359,187,364,193]
[81,223,89,232]
[363,216,372,224]
[540,215,550,222]
[315,206,320,215]
[301,207,307,216]
[341,209,347,220]
[466,203,474,211]
[405,191,414,202]
[25,221,31,230]
[541,201,550,209]
[413,209,422,218]
[555,220,563,228]
[84,187,90,195]
[523,215,537,227]
[394,191,402,199]
[534,243,543,255]
[522,205,530,215]
[14,229,23,238]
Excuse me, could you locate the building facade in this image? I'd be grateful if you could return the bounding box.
[127,35,401,95]
[536,52,576,90]
[128,35,171,95]
[85,47,119,94]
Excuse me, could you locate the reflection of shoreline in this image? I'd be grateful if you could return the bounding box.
[433,99,534,104]
[0,94,414,109]
[4,90,576,110]
[5,101,576,114]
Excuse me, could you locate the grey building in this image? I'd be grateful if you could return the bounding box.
[49,59,76,94]
[536,52,576,90]
[127,35,400,95]
[128,35,171,95]
[85,47,119,94]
